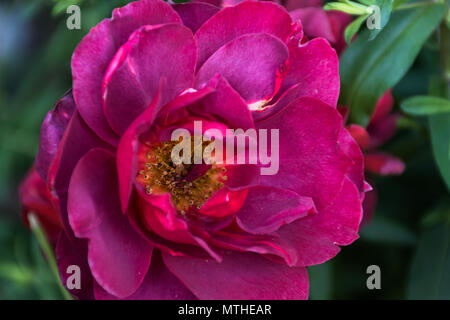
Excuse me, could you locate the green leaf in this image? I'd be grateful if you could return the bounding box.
[360,216,417,246]
[407,223,450,299]
[324,1,370,15]
[401,96,450,115]
[421,204,450,227]
[28,214,73,300]
[429,114,450,192]
[359,0,377,6]
[345,14,370,44]
[368,0,394,40]
[340,4,446,126]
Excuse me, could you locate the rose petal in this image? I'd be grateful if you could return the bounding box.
[36,90,76,181]
[56,232,94,300]
[236,186,316,234]
[195,1,295,69]
[68,148,153,298]
[163,251,309,299]
[256,97,351,210]
[173,2,220,33]
[277,37,340,107]
[275,177,362,266]
[290,8,336,43]
[48,112,114,238]
[94,251,196,300]
[71,0,181,144]
[20,168,62,243]
[196,33,288,104]
[338,128,365,195]
[190,75,255,130]
[103,23,197,135]
[116,81,166,213]
[284,0,323,10]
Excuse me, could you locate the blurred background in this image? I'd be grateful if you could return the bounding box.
[0,0,449,299]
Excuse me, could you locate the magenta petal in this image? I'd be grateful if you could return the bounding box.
[71,0,181,144]
[284,0,323,10]
[195,1,295,69]
[196,33,288,104]
[48,112,114,238]
[276,177,362,266]
[190,75,254,130]
[338,128,365,195]
[94,252,196,300]
[68,148,153,298]
[236,186,316,234]
[103,23,197,135]
[163,251,309,299]
[277,38,340,107]
[56,232,93,300]
[361,187,377,226]
[223,164,260,190]
[256,97,350,210]
[173,2,220,33]
[36,90,76,181]
[117,84,163,213]
[290,8,336,43]
[208,230,297,265]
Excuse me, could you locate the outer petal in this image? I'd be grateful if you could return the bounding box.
[236,186,316,234]
[94,252,196,300]
[71,0,181,144]
[275,177,362,266]
[184,75,255,131]
[338,128,365,195]
[256,97,351,210]
[138,190,223,262]
[361,187,377,226]
[276,38,340,107]
[196,33,288,104]
[56,232,94,300]
[163,251,309,299]
[284,0,323,10]
[173,2,220,33]
[48,112,114,238]
[290,8,336,43]
[195,1,296,69]
[103,23,197,135]
[35,90,75,181]
[68,148,153,298]
[20,168,62,243]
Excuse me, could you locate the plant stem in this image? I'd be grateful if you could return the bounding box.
[28,213,73,300]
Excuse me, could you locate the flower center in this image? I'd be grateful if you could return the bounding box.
[137,138,227,214]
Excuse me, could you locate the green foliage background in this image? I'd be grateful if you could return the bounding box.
[0,0,449,299]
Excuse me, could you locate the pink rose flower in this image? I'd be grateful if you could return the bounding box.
[24,0,365,299]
